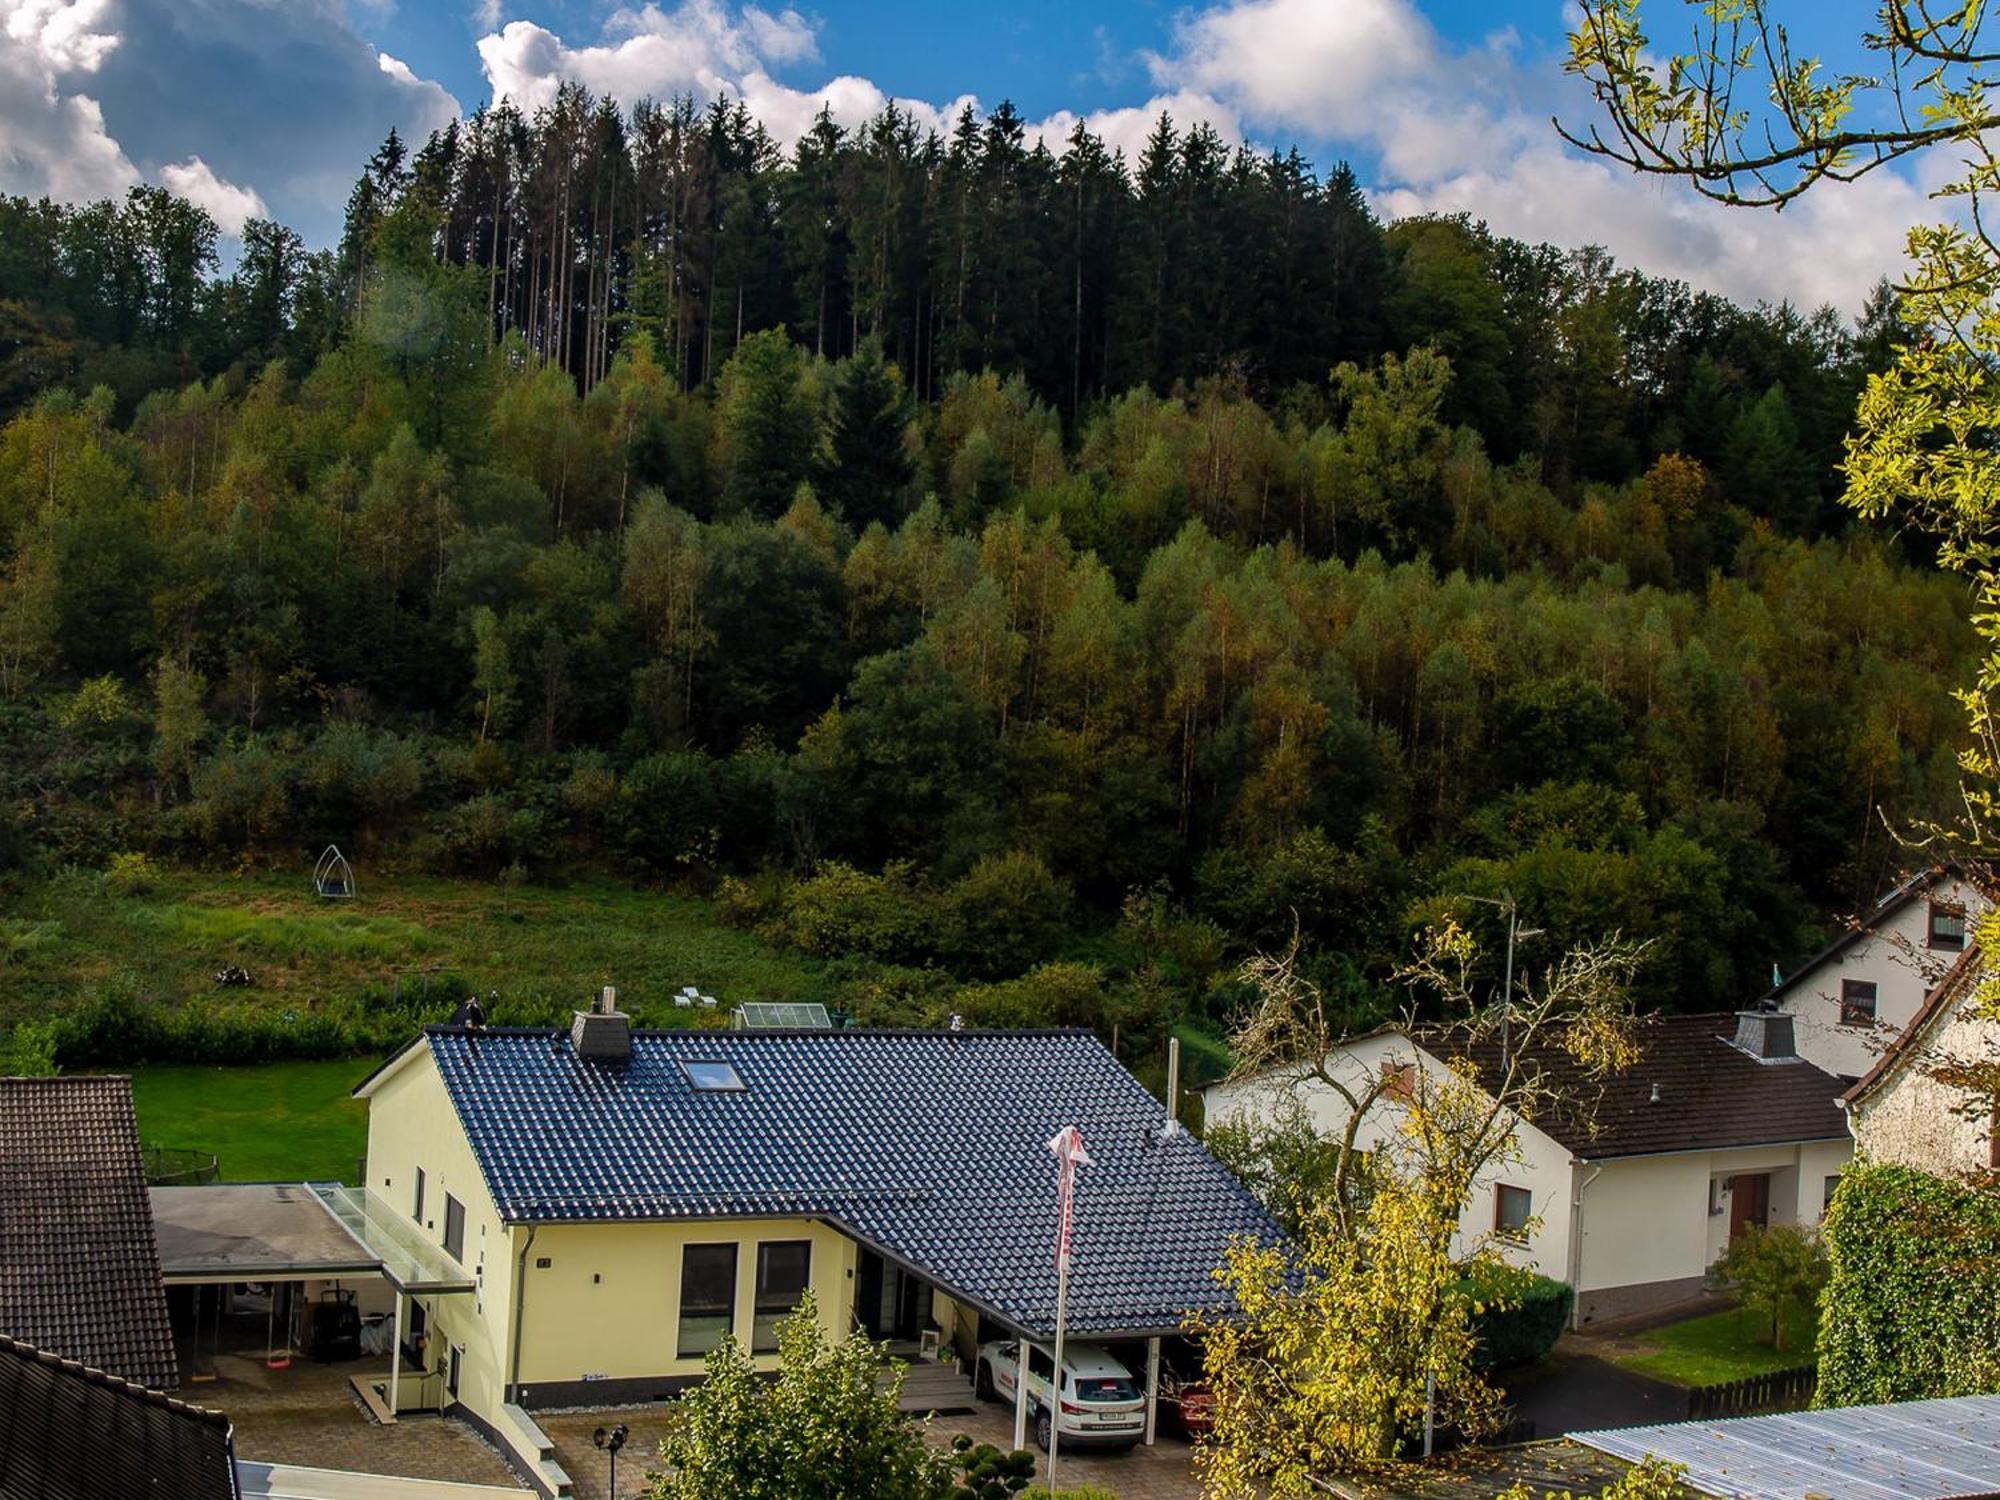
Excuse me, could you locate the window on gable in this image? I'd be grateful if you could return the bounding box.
[443,1194,465,1263]
[680,1059,746,1092]
[1929,900,1968,952]
[1840,979,1878,1027]
[752,1241,812,1353]
[1380,1059,1416,1102]
[1494,1185,1532,1242]
[678,1243,738,1359]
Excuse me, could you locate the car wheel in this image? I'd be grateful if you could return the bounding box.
[1034,1410,1053,1452]
[975,1361,994,1400]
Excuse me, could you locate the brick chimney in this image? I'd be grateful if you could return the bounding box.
[571,984,632,1062]
[1730,1010,1797,1063]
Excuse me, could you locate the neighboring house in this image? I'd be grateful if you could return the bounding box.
[352,997,1278,1465]
[0,1075,179,1388]
[1844,944,2000,1179]
[1766,862,1991,1082]
[1203,1012,1852,1325]
[0,1332,241,1500]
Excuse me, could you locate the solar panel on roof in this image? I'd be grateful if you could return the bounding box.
[732,1002,832,1030]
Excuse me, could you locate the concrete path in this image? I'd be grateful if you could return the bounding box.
[1502,1351,1689,1437]
[238,1462,525,1498]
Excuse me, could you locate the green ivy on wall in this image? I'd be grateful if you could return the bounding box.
[1817,1163,2000,1407]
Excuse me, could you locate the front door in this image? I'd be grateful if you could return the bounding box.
[1728,1173,1770,1240]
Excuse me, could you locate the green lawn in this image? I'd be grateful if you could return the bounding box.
[1613,1304,1818,1386]
[126,1058,375,1183]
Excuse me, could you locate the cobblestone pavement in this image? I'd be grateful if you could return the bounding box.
[197,1353,526,1490]
[538,1395,1205,1500]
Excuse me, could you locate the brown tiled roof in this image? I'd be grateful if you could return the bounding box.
[0,1332,239,1499]
[1445,1013,1850,1160]
[0,1076,178,1388]
[1843,945,1984,1109]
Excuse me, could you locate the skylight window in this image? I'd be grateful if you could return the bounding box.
[681,1059,746,1092]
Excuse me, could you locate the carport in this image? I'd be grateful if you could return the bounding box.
[152,1182,475,1418]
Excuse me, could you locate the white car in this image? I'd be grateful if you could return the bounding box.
[974,1338,1146,1451]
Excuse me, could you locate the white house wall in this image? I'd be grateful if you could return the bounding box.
[1854,1004,1998,1178]
[1778,875,1989,1080]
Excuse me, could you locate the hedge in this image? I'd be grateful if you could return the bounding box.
[1462,1263,1574,1371]
[1818,1162,2000,1406]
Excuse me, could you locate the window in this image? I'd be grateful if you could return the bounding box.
[1840,979,1878,1027]
[1494,1185,1532,1241]
[1929,900,1968,951]
[680,1059,746,1092]
[1028,1345,1054,1381]
[1708,1178,1726,1217]
[413,1167,426,1225]
[443,1194,465,1263]
[1380,1059,1416,1101]
[678,1244,738,1358]
[752,1241,812,1352]
[1823,1174,1842,1214]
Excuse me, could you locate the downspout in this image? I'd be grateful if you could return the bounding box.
[1566,1161,1603,1331]
[509,1224,537,1402]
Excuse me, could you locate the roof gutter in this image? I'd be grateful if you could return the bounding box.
[1571,1134,1851,1165]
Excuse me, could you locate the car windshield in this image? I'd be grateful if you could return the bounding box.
[1073,1376,1139,1402]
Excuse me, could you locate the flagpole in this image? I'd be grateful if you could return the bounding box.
[1042,1124,1091,1491]
[1049,1244,1070,1488]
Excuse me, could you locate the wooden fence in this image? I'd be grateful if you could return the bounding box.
[1685,1364,1817,1419]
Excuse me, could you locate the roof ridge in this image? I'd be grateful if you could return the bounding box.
[422,1024,1102,1040]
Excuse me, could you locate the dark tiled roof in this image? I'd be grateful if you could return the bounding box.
[0,1333,240,1500]
[1843,945,1985,1109]
[0,1076,179,1388]
[1448,1013,1850,1160]
[425,1026,1282,1337]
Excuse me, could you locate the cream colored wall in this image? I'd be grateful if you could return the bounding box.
[1579,1138,1853,1295]
[1855,1003,1998,1177]
[1779,875,1988,1079]
[1203,1033,1576,1282]
[362,1047,514,1419]
[511,1218,858,1394]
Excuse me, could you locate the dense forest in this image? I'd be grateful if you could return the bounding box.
[0,91,1976,1051]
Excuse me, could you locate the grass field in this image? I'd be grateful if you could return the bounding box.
[127,1058,375,1182]
[1611,1304,1818,1386]
[1,866,832,1028]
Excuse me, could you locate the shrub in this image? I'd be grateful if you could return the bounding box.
[622,751,721,871]
[1819,1162,2000,1405]
[103,851,160,897]
[1460,1263,1573,1370]
[1706,1222,1826,1354]
[953,962,1110,1030]
[944,850,1071,977]
[782,860,944,963]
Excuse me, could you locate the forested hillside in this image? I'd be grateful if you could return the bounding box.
[0,93,1976,1051]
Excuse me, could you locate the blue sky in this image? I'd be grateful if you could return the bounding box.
[0,0,1910,310]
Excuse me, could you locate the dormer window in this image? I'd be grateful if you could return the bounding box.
[1929,899,1968,952]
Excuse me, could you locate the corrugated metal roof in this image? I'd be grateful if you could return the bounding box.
[1573,1394,2000,1499]
[424,1025,1283,1337]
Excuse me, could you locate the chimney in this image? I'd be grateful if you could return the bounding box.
[1731,1010,1797,1063]
[571,985,632,1063]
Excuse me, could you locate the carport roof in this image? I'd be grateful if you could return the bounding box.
[151,1184,474,1295]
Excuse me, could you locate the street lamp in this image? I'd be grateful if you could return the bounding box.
[593,1422,629,1495]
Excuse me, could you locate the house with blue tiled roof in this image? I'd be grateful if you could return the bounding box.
[352,991,1279,1465]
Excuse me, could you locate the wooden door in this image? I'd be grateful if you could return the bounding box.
[1728,1173,1770,1239]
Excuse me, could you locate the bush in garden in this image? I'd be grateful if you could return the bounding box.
[1707,1222,1826,1354]
[1460,1263,1573,1370]
[781,860,945,963]
[944,850,1071,977]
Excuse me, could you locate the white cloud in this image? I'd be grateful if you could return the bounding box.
[1029,90,1242,164]
[471,0,501,30]
[159,153,265,234]
[0,0,138,201]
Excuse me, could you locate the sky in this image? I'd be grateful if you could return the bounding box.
[0,0,1919,313]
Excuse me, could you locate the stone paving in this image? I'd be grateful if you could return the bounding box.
[197,1353,526,1490]
[538,1393,1205,1500]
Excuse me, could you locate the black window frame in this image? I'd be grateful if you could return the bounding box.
[1840,978,1879,1027]
[751,1240,813,1353]
[1929,899,1968,952]
[443,1193,465,1263]
[678,1243,739,1359]
[413,1166,426,1226]
[1494,1184,1532,1242]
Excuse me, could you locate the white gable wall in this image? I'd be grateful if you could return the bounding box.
[1853,1001,1998,1178]
[1777,874,1988,1080]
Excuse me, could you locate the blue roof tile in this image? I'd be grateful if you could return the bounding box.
[425,1026,1281,1337]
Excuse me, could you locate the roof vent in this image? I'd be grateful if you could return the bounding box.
[571,985,632,1063]
[1730,1010,1797,1063]
[1649,1081,1662,1104]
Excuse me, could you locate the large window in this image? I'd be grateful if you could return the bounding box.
[443,1194,465,1262]
[679,1244,738,1359]
[1840,979,1878,1027]
[752,1241,812,1352]
[1494,1184,1532,1242]
[1929,900,1968,952]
